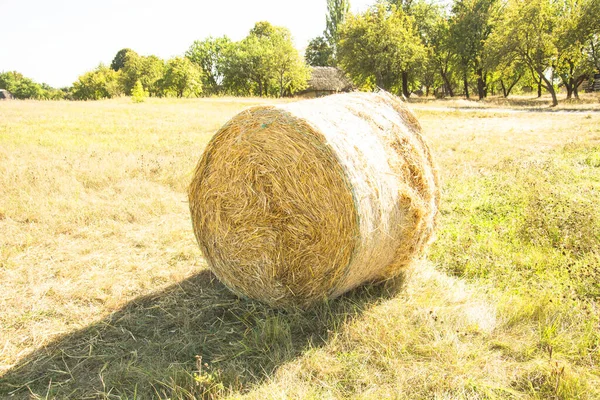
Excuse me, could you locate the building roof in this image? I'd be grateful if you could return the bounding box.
[305,67,353,92]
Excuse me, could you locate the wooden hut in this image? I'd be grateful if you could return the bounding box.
[0,89,13,99]
[298,67,354,98]
[584,74,600,92]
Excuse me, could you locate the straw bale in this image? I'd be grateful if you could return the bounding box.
[189,91,439,308]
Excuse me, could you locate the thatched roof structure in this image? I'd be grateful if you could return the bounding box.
[304,67,353,93]
[0,89,13,99]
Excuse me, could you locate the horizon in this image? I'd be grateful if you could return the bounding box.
[0,0,372,88]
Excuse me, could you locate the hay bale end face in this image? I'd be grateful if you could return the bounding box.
[189,92,439,308]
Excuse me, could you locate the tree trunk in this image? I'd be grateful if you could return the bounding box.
[566,60,575,100]
[500,79,508,98]
[258,79,263,97]
[549,87,558,106]
[401,71,410,98]
[425,86,430,97]
[565,82,573,100]
[573,75,586,99]
[477,68,485,100]
[440,68,454,97]
[279,74,284,98]
[538,69,558,106]
[463,73,470,99]
[537,77,542,98]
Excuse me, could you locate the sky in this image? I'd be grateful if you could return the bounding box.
[0,0,373,88]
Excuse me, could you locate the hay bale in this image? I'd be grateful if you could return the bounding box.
[189,91,439,308]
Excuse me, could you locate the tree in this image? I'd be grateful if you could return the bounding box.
[448,0,497,100]
[186,36,232,95]
[118,51,142,95]
[0,71,50,99]
[272,29,309,97]
[222,22,308,97]
[429,13,457,97]
[305,36,334,67]
[338,4,425,97]
[487,0,560,106]
[131,79,148,103]
[40,83,66,100]
[325,0,351,63]
[117,53,165,96]
[110,48,138,72]
[223,32,274,96]
[587,34,600,72]
[492,59,526,98]
[159,57,203,98]
[556,0,600,99]
[138,55,165,97]
[72,64,122,100]
[394,0,453,97]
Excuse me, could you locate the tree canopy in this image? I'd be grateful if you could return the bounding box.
[186,36,232,95]
[338,4,425,97]
[222,22,308,97]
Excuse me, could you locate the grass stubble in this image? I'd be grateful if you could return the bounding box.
[0,94,599,399]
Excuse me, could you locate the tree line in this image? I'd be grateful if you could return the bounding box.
[0,21,309,101]
[308,0,600,106]
[2,0,599,105]
[70,21,309,100]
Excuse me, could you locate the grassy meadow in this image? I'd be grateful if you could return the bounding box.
[1,95,599,399]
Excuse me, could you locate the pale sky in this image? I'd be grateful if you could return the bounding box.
[0,0,373,88]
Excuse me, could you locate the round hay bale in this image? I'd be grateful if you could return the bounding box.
[189,91,439,308]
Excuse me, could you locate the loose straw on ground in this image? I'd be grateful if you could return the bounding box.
[189,91,439,308]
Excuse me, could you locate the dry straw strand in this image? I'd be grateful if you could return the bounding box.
[189,91,439,308]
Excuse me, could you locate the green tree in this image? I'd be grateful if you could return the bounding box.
[556,0,600,99]
[186,36,232,95]
[272,29,310,97]
[138,55,165,97]
[13,78,44,99]
[118,51,142,95]
[72,64,122,100]
[222,22,308,97]
[0,71,49,99]
[429,12,457,97]
[338,4,425,97]
[131,79,148,103]
[396,0,452,97]
[117,53,165,96]
[0,71,21,92]
[223,22,276,96]
[159,57,203,98]
[40,83,66,100]
[487,0,560,106]
[305,36,334,67]
[110,48,138,72]
[325,0,350,63]
[223,35,273,96]
[490,58,526,98]
[448,0,498,100]
[585,34,600,73]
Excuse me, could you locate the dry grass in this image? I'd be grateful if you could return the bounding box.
[409,92,600,110]
[189,93,438,308]
[1,95,599,399]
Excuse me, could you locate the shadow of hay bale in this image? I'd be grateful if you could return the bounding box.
[0,269,404,399]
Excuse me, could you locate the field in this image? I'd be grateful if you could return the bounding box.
[1,95,599,399]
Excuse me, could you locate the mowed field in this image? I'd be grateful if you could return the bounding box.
[1,95,599,399]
